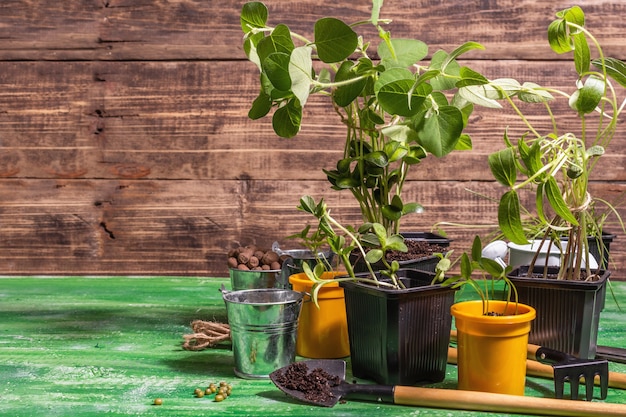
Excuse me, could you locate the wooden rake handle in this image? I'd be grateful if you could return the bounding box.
[393,385,626,416]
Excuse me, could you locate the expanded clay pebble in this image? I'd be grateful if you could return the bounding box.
[193,382,233,402]
[227,245,283,271]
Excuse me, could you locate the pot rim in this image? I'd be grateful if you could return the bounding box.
[451,300,536,324]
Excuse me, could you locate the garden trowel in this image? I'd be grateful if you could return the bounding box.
[269,360,626,416]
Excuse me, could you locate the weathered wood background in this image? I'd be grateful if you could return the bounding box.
[0,0,624,278]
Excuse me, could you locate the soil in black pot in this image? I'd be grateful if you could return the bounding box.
[518,268,601,281]
[386,240,447,262]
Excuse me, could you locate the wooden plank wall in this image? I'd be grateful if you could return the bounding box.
[0,0,625,278]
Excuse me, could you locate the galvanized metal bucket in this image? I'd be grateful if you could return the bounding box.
[222,288,303,379]
[228,268,287,291]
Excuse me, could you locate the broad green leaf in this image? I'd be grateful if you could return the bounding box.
[417,106,464,157]
[498,190,528,245]
[545,177,579,225]
[381,124,418,144]
[460,252,473,279]
[298,195,317,214]
[289,46,313,106]
[593,57,626,88]
[569,76,604,114]
[375,68,414,93]
[333,61,367,107]
[483,78,522,100]
[385,236,407,252]
[365,249,383,264]
[549,7,585,54]
[518,82,554,103]
[240,2,268,34]
[369,222,385,241]
[262,71,290,100]
[389,195,403,211]
[458,84,503,109]
[378,79,428,117]
[383,141,407,162]
[429,91,451,107]
[328,235,345,253]
[247,91,272,120]
[256,24,294,65]
[572,31,590,76]
[481,257,505,278]
[386,169,400,188]
[378,38,428,69]
[415,69,444,87]
[402,202,424,215]
[336,158,352,173]
[548,19,572,54]
[263,52,291,91]
[382,204,403,221]
[404,144,427,164]
[314,18,358,63]
[559,6,585,27]
[471,235,482,262]
[488,147,517,186]
[331,173,360,189]
[456,66,489,88]
[272,99,301,138]
[518,140,543,177]
[243,32,264,67]
[587,145,605,157]
[567,164,583,179]
[429,50,458,90]
[435,257,451,276]
[454,134,472,150]
[364,151,389,168]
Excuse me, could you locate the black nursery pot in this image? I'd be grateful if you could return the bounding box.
[340,269,456,385]
[506,265,610,359]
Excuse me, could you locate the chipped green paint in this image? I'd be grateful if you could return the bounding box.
[1,276,625,416]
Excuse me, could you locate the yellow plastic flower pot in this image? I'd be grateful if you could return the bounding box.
[289,271,350,358]
[451,300,536,396]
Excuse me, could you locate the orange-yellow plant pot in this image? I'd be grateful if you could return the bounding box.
[289,271,350,358]
[451,300,536,396]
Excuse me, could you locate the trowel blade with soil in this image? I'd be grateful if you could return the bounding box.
[269,360,393,407]
[269,360,626,416]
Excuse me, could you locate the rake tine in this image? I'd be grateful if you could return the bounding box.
[596,361,610,400]
[569,372,580,400]
[553,367,566,399]
[585,371,597,401]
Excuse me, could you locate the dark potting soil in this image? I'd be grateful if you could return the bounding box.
[272,362,341,404]
[385,240,447,262]
[519,269,601,281]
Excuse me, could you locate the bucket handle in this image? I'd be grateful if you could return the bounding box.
[219,284,230,296]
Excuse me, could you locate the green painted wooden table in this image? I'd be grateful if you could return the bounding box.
[2,276,626,417]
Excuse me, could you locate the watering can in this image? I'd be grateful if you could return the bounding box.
[482,239,598,270]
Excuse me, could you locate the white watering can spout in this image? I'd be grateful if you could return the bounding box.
[481,240,509,269]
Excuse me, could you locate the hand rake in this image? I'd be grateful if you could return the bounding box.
[529,344,609,401]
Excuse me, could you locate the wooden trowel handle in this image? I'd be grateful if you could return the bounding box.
[392,385,626,416]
